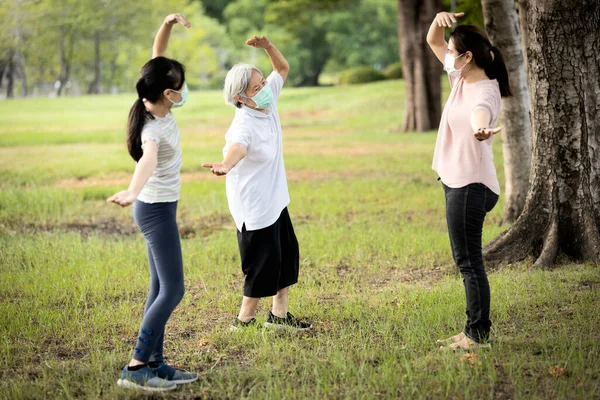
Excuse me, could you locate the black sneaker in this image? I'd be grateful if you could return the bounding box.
[264,311,313,331]
[229,317,260,331]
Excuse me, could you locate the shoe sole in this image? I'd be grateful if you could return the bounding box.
[117,378,177,392]
[171,376,199,384]
[264,322,313,332]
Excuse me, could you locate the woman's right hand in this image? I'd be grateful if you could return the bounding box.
[164,13,191,28]
[434,12,464,28]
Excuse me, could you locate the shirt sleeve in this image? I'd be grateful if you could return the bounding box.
[229,126,251,148]
[472,90,501,126]
[267,71,284,104]
[141,123,161,149]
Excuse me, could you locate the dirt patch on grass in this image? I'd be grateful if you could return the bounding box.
[10,213,232,239]
[16,218,139,237]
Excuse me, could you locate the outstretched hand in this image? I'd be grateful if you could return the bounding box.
[434,12,464,28]
[474,126,502,141]
[246,35,272,49]
[164,13,191,28]
[202,162,230,176]
[107,190,137,207]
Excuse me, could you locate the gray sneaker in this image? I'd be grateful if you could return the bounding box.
[151,362,198,384]
[117,365,176,392]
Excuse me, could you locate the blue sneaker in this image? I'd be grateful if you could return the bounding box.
[151,363,198,384]
[117,365,176,392]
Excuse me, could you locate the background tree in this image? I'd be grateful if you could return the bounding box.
[481,0,531,224]
[484,0,600,268]
[396,0,443,132]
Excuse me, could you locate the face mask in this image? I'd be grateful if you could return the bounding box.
[243,84,274,110]
[168,83,188,108]
[444,53,467,74]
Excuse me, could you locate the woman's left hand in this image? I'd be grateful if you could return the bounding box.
[246,35,272,49]
[474,126,502,141]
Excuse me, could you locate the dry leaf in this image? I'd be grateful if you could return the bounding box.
[548,365,566,378]
[461,353,478,366]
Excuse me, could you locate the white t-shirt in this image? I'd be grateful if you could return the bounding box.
[137,111,182,203]
[223,71,290,231]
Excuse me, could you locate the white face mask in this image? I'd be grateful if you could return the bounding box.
[444,52,466,74]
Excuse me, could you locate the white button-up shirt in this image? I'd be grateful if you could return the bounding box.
[223,71,290,231]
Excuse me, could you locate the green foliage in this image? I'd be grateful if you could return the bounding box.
[443,0,484,28]
[338,66,386,85]
[383,61,403,79]
[326,0,399,72]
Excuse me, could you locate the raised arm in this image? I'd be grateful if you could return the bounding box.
[152,13,191,59]
[426,11,464,64]
[246,36,290,82]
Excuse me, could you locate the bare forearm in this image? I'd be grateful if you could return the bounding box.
[127,155,157,195]
[470,109,491,131]
[153,21,174,58]
[223,143,248,170]
[427,18,446,46]
[265,43,289,76]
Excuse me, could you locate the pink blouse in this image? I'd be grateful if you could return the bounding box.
[432,75,502,194]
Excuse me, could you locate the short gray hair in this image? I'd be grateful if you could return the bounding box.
[223,63,262,108]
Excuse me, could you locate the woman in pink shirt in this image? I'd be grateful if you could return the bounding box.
[426,11,512,350]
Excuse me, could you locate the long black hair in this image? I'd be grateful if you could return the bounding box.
[450,25,512,97]
[127,56,186,161]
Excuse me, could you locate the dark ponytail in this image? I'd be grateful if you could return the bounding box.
[450,25,512,97]
[127,56,186,161]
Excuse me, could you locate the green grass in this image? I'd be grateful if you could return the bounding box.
[0,80,599,399]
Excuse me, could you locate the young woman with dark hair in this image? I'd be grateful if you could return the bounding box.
[107,13,198,391]
[426,11,512,351]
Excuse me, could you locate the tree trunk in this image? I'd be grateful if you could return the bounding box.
[481,0,531,224]
[6,52,14,99]
[16,52,27,97]
[87,31,101,94]
[397,0,443,132]
[57,25,73,97]
[517,0,528,69]
[484,0,600,268]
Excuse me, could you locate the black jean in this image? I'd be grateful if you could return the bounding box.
[443,182,499,343]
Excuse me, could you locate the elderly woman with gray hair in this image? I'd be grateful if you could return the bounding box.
[203,35,312,331]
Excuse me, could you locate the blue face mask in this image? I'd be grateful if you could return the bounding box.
[243,84,274,110]
[168,83,188,108]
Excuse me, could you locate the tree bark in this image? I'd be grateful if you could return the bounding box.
[517,0,528,69]
[484,0,600,268]
[481,0,531,224]
[397,0,443,132]
[87,31,102,94]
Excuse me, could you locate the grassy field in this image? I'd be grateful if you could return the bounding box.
[1,80,599,399]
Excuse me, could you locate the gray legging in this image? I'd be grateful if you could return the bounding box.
[131,200,184,363]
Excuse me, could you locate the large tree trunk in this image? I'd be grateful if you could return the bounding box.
[397,0,442,132]
[87,31,101,94]
[517,0,528,69]
[484,0,600,268]
[481,0,531,224]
